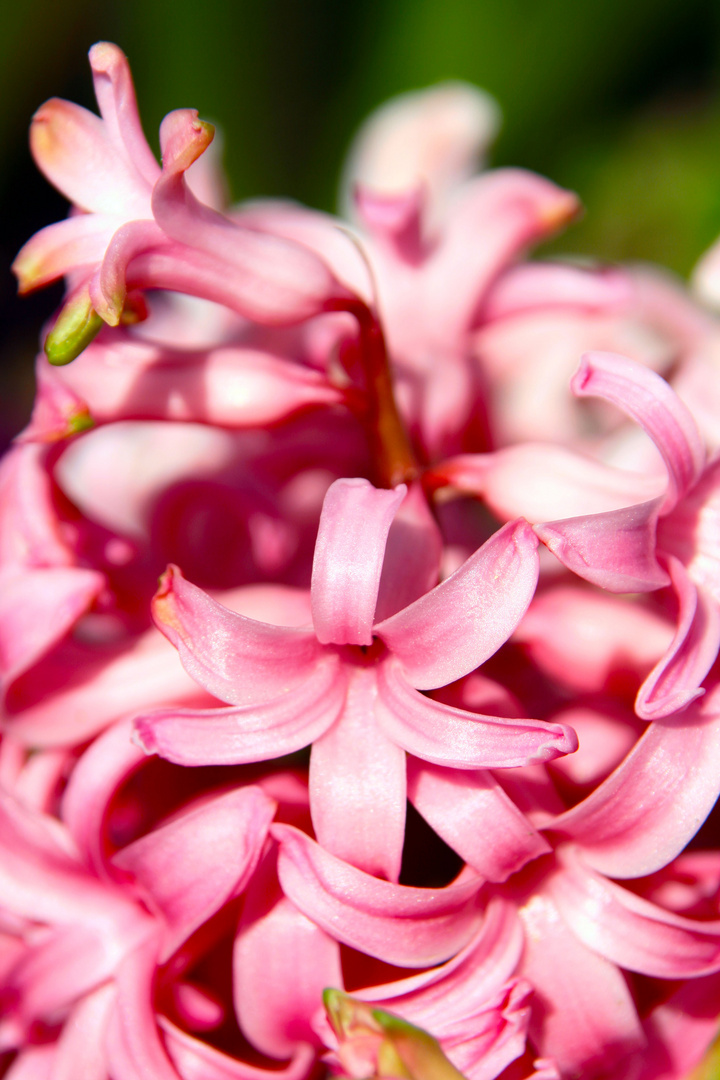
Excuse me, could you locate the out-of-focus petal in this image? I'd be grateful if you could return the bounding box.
[310,668,406,882]
[635,559,720,719]
[13,215,118,294]
[113,786,275,961]
[407,759,551,882]
[376,519,539,690]
[52,982,114,1080]
[273,823,484,966]
[310,478,406,646]
[375,659,577,769]
[572,352,706,512]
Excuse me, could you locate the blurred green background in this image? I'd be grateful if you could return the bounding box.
[2,0,720,442]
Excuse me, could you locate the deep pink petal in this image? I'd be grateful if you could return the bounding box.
[273,823,484,966]
[151,564,322,705]
[547,685,720,878]
[572,351,706,511]
[407,759,551,882]
[234,854,342,1059]
[535,498,669,593]
[311,478,406,646]
[375,658,577,769]
[376,519,539,689]
[309,668,406,882]
[516,888,645,1076]
[551,849,720,977]
[0,566,103,691]
[161,1018,316,1080]
[636,559,720,719]
[629,973,720,1080]
[134,656,346,766]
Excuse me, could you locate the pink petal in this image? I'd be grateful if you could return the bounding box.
[52,982,114,1080]
[90,217,168,324]
[309,667,407,882]
[534,499,669,592]
[516,888,645,1076]
[407,759,551,882]
[134,656,346,766]
[151,110,356,325]
[234,855,342,1059]
[113,785,275,961]
[551,849,720,977]
[547,685,720,878]
[481,263,632,322]
[12,214,117,293]
[30,97,150,217]
[0,443,73,567]
[375,658,577,769]
[3,1046,57,1080]
[376,519,539,690]
[635,559,720,719]
[631,973,720,1080]
[161,1017,317,1080]
[151,565,322,706]
[435,445,663,523]
[104,940,180,1080]
[374,482,443,623]
[273,823,484,966]
[572,351,706,512]
[311,478,406,646]
[0,566,103,692]
[88,43,160,187]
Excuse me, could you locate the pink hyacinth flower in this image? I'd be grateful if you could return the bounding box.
[136,477,576,883]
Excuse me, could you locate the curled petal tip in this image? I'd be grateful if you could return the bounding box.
[540,189,581,232]
[44,291,104,365]
[160,109,215,173]
[88,40,127,73]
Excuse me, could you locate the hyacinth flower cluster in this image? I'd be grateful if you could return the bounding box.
[6,42,720,1080]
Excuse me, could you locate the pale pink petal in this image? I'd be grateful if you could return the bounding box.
[90,217,168,324]
[309,667,406,882]
[341,82,500,220]
[433,445,663,523]
[551,849,720,977]
[407,759,551,882]
[572,352,706,511]
[151,565,322,705]
[635,559,720,719]
[0,566,103,691]
[161,1018,317,1080]
[134,656,346,766]
[234,855,342,1059]
[12,214,117,293]
[88,42,160,186]
[481,263,632,322]
[534,499,669,592]
[373,482,443,623]
[52,982,115,1080]
[547,686,720,878]
[273,823,484,966]
[516,889,645,1076]
[376,519,539,690]
[375,658,577,769]
[311,478,406,646]
[152,110,356,325]
[19,359,93,443]
[30,97,149,217]
[3,1046,57,1080]
[113,785,275,960]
